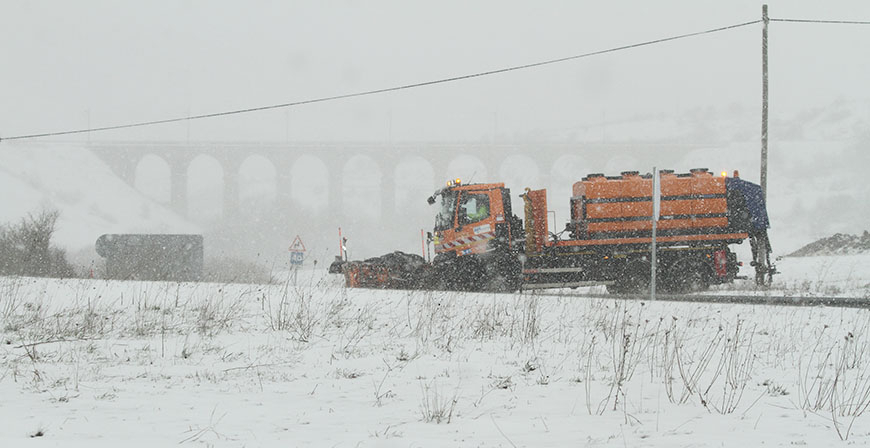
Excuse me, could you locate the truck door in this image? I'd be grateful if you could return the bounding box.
[432,190,459,255]
[452,191,497,256]
[432,190,495,257]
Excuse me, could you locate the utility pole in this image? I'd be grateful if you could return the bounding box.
[651,167,660,301]
[86,108,91,144]
[387,111,393,147]
[761,4,769,200]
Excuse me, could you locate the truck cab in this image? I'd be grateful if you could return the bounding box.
[427,180,524,290]
[430,180,520,257]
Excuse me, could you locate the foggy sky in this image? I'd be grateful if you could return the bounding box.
[3,0,869,143]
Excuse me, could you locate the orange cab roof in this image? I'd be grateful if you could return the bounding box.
[450,182,505,191]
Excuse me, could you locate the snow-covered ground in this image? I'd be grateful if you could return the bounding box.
[3,262,870,446]
[715,254,870,298]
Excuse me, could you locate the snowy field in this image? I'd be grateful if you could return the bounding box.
[2,256,870,447]
[715,253,870,298]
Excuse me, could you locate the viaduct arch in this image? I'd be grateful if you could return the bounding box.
[90,141,703,223]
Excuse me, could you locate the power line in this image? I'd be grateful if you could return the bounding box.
[0,19,761,142]
[771,18,870,25]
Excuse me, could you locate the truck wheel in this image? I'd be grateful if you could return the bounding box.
[482,254,522,293]
[448,255,485,291]
[662,259,710,293]
[430,254,463,291]
[608,260,650,294]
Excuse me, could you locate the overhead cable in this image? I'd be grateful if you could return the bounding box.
[0,19,761,142]
[770,18,870,25]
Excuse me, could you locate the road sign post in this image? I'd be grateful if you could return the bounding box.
[289,235,306,268]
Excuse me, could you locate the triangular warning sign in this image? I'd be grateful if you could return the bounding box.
[289,235,306,252]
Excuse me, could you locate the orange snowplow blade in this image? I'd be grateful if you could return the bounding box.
[336,251,428,289]
[343,262,391,288]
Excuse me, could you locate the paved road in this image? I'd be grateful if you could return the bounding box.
[537,291,870,309]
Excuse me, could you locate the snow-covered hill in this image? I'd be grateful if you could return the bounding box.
[788,231,870,257]
[0,142,198,256]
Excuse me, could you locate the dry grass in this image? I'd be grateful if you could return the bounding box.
[1,274,870,441]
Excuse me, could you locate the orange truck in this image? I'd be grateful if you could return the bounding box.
[333,168,774,293]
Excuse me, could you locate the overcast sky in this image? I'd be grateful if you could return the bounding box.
[2,0,869,143]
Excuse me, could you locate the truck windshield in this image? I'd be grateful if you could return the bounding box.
[434,191,458,231]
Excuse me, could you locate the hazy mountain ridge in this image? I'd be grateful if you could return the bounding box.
[546,98,870,144]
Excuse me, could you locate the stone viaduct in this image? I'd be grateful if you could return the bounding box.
[89,141,703,224]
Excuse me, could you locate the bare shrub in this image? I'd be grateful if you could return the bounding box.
[660,318,681,403]
[519,295,540,346]
[129,303,168,338]
[3,298,47,336]
[582,332,598,415]
[196,292,246,337]
[707,321,755,414]
[671,319,755,414]
[0,209,75,278]
[420,379,458,424]
[179,407,230,444]
[798,326,837,412]
[50,304,116,340]
[606,305,635,412]
[669,322,722,405]
[334,368,362,379]
[261,282,294,332]
[0,277,26,321]
[282,286,324,343]
[798,325,870,440]
[410,291,462,352]
[373,360,397,407]
[762,379,789,396]
[334,302,377,357]
[470,298,510,340]
[591,302,654,413]
[262,278,352,343]
[830,342,870,440]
